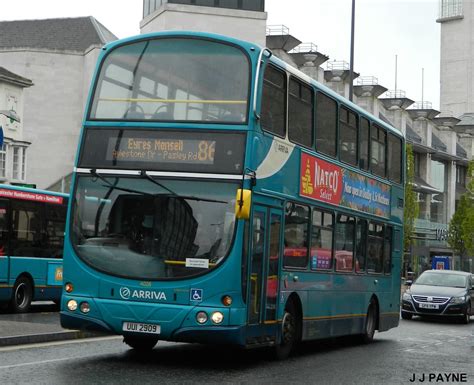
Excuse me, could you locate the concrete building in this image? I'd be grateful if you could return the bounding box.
[0,17,117,189]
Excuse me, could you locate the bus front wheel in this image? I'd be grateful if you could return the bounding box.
[123,335,158,351]
[10,276,33,313]
[274,301,299,360]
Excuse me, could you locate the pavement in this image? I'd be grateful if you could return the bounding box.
[0,302,103,347]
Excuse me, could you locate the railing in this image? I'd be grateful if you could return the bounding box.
[356,76,379,86]
[266,25,289,36]
[326,60,349,71]
[438,0,463,19]
[289,43,318,54]
[411,101,433,110]
[384,90,406,98]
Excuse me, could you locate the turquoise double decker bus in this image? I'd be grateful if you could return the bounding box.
[0,184,68,312]
[61,31,404,358]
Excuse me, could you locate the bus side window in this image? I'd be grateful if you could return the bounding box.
[11,201,45,258]
[367,222,384,274]
[310,209,333,270]
[283,203,309,269]
[0,202,8,256]
[261,65,286,137]
[45,204,67,258]
[355,219,367,273]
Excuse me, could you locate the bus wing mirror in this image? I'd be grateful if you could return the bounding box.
[235,189,252,220]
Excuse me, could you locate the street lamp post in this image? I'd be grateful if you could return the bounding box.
[349,0,355,102]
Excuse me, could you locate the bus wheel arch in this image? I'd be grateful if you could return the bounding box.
[274,293,302,360]
[10,274,34,313]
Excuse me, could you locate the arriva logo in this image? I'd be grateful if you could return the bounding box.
[119,286,167,301]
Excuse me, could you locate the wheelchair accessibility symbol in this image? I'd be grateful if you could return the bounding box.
[190,288,203,302]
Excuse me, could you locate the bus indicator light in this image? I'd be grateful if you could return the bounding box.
[65,282,74,293]
[221,295,232,306]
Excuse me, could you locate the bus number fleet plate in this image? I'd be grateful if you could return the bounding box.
[122,321,161,334]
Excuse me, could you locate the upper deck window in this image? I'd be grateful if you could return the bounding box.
[371,124,386,178]
[90,38,250,123]
[288,77,313,147]
[315,92,337,158]
[261,65,286,137]
[339,106,357,166]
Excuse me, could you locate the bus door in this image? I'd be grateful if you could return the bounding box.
[0,199,9,283]
[248,205,282,328]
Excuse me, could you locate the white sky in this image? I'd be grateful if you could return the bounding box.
[3,0,440,109]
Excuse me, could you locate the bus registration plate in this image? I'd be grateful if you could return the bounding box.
[122,321,161,334]
[419,303,439,309]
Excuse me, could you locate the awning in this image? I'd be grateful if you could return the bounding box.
[412,176,443,194]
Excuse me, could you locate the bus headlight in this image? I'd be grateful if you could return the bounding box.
[80,302,91,314]
[67,300,78,311]
[196,311,208,324]
[211,311,224,324]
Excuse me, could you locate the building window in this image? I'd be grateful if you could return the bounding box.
[12,146,26,181]
[430,159,447,223]
[0,144,6,178]
[439,0,463,19]
[456,165,466,186]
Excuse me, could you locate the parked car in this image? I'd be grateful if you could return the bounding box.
[401,270,473,324]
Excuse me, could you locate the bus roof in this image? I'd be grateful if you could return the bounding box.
[99,30,403,139]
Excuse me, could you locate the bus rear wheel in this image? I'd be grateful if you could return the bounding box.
[10,277,33,313]
[274,301,299,360]
[123,335,158,351]
[360,300,377,343]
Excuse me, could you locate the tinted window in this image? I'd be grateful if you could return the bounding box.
[371,124,386,177]
[359,117,370,170]
[384,226,392,274]
[388,133,402,183]
[288,78,313,147]
[310,209,333,270]
[284,203,309,269]
[355,218,367,273]
[261,65,286,137]
[367,222,384,273]
[90,38,249,122]
[339,107,358,165]
[315,92,337,157]
[335,214,355,272]
[45,204,67,258]
[11,201,44,257]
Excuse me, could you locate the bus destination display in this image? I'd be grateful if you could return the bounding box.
[79,128,245,174]
[106,138,216,165]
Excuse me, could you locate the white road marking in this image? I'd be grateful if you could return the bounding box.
[0,335,121,352]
